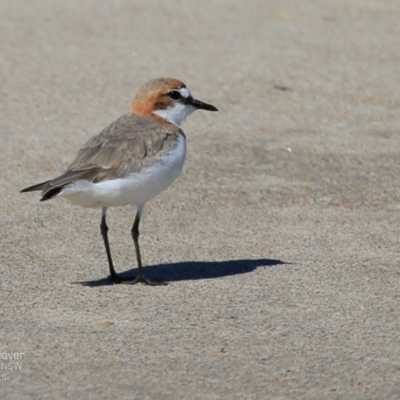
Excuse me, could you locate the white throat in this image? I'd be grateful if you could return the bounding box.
[153,103,196,127]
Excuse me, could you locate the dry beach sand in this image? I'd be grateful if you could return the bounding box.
[1,0,400,398]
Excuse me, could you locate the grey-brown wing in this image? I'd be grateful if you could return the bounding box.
[40,113,181,198]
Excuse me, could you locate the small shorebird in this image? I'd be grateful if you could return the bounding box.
[21,78,218,285]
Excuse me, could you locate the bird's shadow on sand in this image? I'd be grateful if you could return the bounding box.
[74,258,288,287]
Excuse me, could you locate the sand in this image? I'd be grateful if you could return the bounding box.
[1,0,400,398]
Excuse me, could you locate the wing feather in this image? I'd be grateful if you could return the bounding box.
[36,113,181,200]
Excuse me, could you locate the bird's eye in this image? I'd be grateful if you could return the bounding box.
[168,90,182,100]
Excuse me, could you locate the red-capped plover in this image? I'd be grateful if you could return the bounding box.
[21,78,218,285]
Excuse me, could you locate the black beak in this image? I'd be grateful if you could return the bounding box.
[189,97,218,112]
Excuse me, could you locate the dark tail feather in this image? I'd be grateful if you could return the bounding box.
[21,180,62,201]
[20,180,51,193]
[21,168,98,201]
[40,187,62,201]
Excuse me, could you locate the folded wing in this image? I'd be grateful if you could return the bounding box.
[21,113,181,201]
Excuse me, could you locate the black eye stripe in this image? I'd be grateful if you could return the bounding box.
[168,90,182,100]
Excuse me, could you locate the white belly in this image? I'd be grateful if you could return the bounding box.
[59,135,186,208]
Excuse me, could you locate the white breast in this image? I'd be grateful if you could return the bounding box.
[60,134,186,208]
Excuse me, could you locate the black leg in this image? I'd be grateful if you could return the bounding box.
[130,209,166,286]
[100,209,122,283]
[100,207,134,284]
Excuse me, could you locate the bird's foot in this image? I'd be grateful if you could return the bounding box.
[129,275,167,286]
